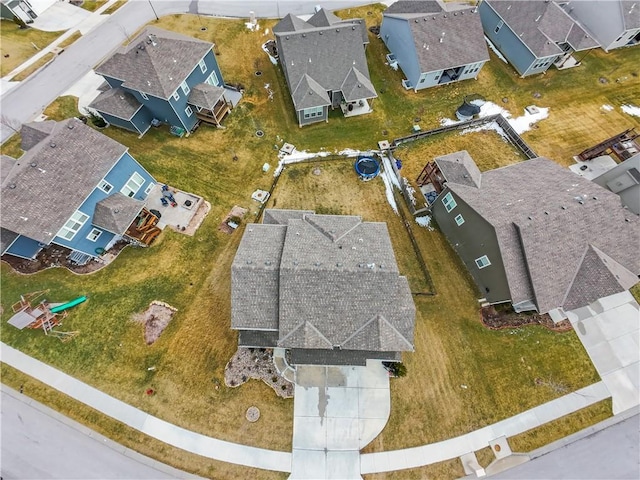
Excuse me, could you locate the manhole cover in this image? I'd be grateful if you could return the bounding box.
[256,130,264,138]
[255,71,262,76]
[502,97,509,103]
[599,77,608,84]
[413,117,421,123]
[200,27,207,31]
[313,168,321,176]
[246,406,260,422]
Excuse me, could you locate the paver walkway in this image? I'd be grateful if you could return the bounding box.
[0,343,291,472]
[290,362,390,479]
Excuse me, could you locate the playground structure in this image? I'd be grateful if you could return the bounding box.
[8,291,84,341]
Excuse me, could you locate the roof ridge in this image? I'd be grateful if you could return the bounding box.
[559,243,591,309]
[377,315,414,350]
[340,314,378,347]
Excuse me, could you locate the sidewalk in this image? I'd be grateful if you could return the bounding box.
[0,342,292,473]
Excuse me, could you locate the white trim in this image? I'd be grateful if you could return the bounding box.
[98,179,113,193]
[87,228,102,242]
[57,210,89,241]
[121,172,145,198]
[180,80,190,95]
[199,58,207,73]
[185,106,193,117]
[206,71,219,86]
[442,192,457,212]
[454,214,465,226]
[141,92,149,100]
[172,91,180,101]
[145,182,155,195]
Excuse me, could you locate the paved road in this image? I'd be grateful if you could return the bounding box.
[489,413,640,479]
[0,0,376,142]
[0,386,191,480]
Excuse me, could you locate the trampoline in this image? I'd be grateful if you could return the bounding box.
[354,156,380,181]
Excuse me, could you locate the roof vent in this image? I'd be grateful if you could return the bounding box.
[319,31,323,35]
[561,206,567,210]
[8,183,16,189]
[67,123,74,129]
[336,262,342,267]
[592,196,598,200]
[544,211,549,215]
[293,260,299,265]
[265,260,272,266]
[114,208,120,214]
[578,200,584,204]
[454,12,457,16]
[49,142,56,148]
[415,19,419,23]
[336,28,340,32]
[30,162,37,167]
[246,260,252,264]
[285,35,289,40]
[352,26,356,30]
[314,262,320,266]
[528,216,533,220]
[302,33,306,37]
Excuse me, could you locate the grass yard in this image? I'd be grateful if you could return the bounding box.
[0,20,64,77]
[1,5,638,478]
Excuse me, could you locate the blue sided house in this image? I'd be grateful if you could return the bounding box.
[479,0,599,77]
[380,0,489,91]
[90,26,241,136]
[1,118,160,265]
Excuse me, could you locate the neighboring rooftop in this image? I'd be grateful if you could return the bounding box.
[1,119,128,244]
[94,26,212,99]
[485,0,599,56]
[89,88,142,121]
[232,211,415,359]
[435,150,483,188]
[446,156,640,313]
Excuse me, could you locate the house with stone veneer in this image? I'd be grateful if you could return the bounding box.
[231,210,415,366]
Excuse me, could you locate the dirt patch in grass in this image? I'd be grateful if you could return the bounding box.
[225,348,294,398]
[481,306,572,332]
[1,241,129,275]
[219,205,248,234]
[133,301,177,345]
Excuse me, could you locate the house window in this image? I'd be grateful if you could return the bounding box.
[454,214,465,226]
[121,172,145,197]
[185,106,193,117]
[303,106,324,119]
[141,92,149,100]
[199,58,207,73]
[98,179,113,193]
[495,20,504,33]
[442,192,457,212]
[475,255,491,269]
[172,91,180,101]
[87,228,102,242]
[419,77,425,83]
[181,80,190,95]
[206,71,219,86]
[58,210,89,241]
[145,182,155,195]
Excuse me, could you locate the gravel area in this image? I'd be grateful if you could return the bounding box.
[224,347,294,398]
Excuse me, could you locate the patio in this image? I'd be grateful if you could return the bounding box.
[145,184,207,236]
[340,100,372,118]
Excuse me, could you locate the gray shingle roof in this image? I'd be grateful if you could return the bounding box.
[94,26,212,99]
[0,227,19,255]
[21,120,56,151]
[232,211,415,359]
[274,11,376,110]
[290,348,401,366]
[263,209,315,225]
[89,87,142,120]
[1,155,16,185]
[0,118,128,244]
[385,1,444,15]
[485,0,597,57]
[435,150,482,188]
[238,330,279,348]
[307,8,342,27]
[272,13,313,33]
[341,67,377,102]
[622,1,640,29]
[447,156,640,313]
[92,193,144,235]
[187,83,225,110]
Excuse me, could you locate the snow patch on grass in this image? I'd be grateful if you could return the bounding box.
[415,215,433,230]
[621,104,640,117]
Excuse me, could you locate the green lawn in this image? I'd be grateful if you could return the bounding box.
[2,5,639,478]
[0,20,64,77]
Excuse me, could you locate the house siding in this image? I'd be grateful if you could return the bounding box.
[566,0,636,51]
[380,16,421,88]
[431,188,511,304]
[297,106,328,127]
[99,112,140,134]
[52,152,156,258]
[479,2,552,76]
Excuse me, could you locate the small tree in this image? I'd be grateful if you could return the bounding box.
[382,361,407,378]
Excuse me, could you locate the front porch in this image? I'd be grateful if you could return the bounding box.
[340,99,372,118]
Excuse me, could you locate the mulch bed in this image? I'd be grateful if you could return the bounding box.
[481,306,573,332]
[218,205,248,234]
[1,241,128,275]
[132,301,177,345]
[224,347,294,398]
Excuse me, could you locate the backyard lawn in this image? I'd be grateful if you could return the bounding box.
[0,20,64,77]
[1,4,639,479]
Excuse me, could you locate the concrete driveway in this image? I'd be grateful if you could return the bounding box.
[290,361,390,479]
[31,2,91,31]
[566,291,640,414]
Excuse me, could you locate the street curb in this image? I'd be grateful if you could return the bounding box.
[1,384,204,479]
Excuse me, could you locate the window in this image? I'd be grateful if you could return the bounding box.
[87,228,102,242]
[419,77,425,83]
[442,192,457,212]
[172,91,180,101]
[58,211,89,240]
[199,58,207,73]
[303,106,324,119]
[495,20,504,33]
[454,214,465,226]
[145,182,155,195]
[185,106,193,117]
[206,71,219,86]
[475,255,491,269]
[121,172,145,198]
[98,179,113,193]
[181,80,190,95]
[141,92,149,100]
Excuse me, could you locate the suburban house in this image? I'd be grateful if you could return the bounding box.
[479,0,599,77]
[231,210,415,366]
[562,0,640,51]
[380,0,489,91]
[1,118,159,264]
[273,8,377,127]
[418,151,640,321]
[90,26,239,136]
[1,0,55,25]
[593,153,640,215]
